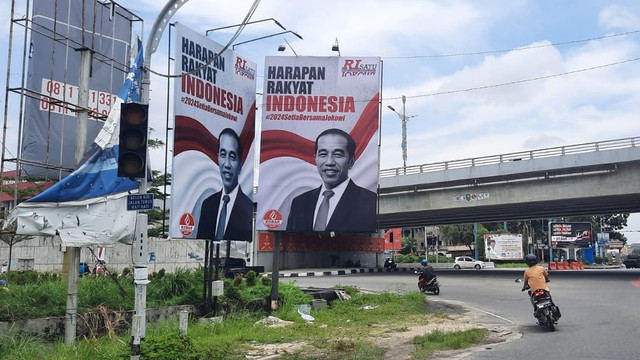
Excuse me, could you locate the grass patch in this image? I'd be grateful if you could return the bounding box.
[1,273,490,359]
[412,328,487,359]
[432,310,452,319]
[494,262,528,268]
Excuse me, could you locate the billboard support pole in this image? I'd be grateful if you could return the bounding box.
[547,219,553,270]
[203,239,210,312]
[270,232,281,311]
[473,223,478,260]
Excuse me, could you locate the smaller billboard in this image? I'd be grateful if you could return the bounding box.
[484,234,524,261]
[550,222,592,244]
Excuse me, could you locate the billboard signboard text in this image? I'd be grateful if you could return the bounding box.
[170,23,256,241]
[550,222,592,244]
[256,56,381,234]
[22,0,132,177]
[484,234,524,261]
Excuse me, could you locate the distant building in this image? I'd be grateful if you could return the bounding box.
[1,170,56,212]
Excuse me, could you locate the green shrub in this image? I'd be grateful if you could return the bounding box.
[142,332,199,360]
[0,268,298,322]
[0,281,67,321]
[2,270,46,285]
[79,275,133,311]
[146,268,203,307]
[394,254,421,263]
[221,278,242,304]
[245,271,257,286]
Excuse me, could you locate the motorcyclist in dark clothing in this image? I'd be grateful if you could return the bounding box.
[418,259,437,288]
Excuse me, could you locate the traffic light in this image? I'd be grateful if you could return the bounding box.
[118,102,148,178]
[389,231,394,243]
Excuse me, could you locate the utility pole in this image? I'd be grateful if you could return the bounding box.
[64,47,92,346]
[387,95,416,172]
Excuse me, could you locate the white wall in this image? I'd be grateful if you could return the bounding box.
[0,236,212,274]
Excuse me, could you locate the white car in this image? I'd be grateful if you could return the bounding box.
[453,256,486,270]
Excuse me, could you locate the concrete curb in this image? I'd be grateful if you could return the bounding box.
[278,267,424,278]
[276,261,498,278]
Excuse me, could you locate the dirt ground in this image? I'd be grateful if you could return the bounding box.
[245,300,521,360]
[380,300,521,360]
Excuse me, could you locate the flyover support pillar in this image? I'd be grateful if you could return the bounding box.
[473,223,478,260]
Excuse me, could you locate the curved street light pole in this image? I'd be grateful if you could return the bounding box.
[232,30,303,50]
[387,95,417,173]
[135,1,191,359]
[205,18,286,36]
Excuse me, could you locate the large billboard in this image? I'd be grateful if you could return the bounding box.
[484,234,524,261]
[22,0,133,177]
[170,23,256,241]
[256,56,381,233]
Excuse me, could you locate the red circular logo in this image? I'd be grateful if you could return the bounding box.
[179,213,196,236]
[262,209,283,229]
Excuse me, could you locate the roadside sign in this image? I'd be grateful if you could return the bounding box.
[127,194,154,211]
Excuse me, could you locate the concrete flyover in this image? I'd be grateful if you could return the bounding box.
[377,136,640,228]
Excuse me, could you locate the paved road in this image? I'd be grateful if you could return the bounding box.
[284,268,640,360]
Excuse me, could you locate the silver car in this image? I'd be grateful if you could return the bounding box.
[453,256,486,270]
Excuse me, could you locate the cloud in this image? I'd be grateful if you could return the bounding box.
[599,5,640,30]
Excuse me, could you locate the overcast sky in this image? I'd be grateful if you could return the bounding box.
[1,0,639,242]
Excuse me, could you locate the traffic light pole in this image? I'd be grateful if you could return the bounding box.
[131,1,190,359]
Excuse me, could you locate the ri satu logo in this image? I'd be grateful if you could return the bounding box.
[234,56,255,79]
[341,59,377,77]
[342,59,363,70]
[235,57,248,70]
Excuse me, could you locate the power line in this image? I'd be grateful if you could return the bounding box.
[383,29,640,59]
[395,56,640,101]
[251,55,640,109]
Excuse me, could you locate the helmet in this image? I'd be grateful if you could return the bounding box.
[420,259,428,266]
[525,254,538,267]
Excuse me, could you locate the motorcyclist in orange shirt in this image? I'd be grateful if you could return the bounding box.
[522,254,561,320]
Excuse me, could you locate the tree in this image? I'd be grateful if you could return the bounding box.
[592,214,629,243]
[146,135,170,238]
[1,176,45,275]
[400,236,417,255]
[147,170,171,238]
[439,224,482,250]
[0,221,34,274]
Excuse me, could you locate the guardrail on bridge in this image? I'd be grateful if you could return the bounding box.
[379,136,640,178]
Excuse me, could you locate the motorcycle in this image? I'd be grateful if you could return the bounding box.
[416,270,440,295]
[384,258,397,269]
[516,279,560,331]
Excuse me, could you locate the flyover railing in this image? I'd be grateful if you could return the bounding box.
[379,136,640,178]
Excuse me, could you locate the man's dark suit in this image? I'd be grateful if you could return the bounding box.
[197,187,253,241]
[287,180,377,233]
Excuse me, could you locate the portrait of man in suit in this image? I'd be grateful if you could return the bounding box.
[197,128,253,241]
[287,128,377,233]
